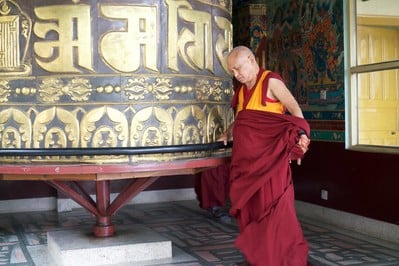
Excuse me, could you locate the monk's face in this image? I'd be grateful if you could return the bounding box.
[227,51,257,86]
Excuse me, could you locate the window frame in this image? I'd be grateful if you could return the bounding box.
[344,0,399,154]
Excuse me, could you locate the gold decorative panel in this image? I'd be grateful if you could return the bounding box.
[0,0,233,164]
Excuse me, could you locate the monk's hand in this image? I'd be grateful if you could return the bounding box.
[296,135,310,165]
[297,134,310,154]
[217,132,229,146]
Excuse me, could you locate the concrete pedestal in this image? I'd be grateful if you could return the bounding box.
[47,225,172,266]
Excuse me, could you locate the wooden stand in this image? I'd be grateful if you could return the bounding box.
[0,156,230,237]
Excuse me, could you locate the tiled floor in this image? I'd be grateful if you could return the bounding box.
[0,200,398,266]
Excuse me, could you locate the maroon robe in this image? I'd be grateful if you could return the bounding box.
[195,163,230,209]
[230,109,310,266]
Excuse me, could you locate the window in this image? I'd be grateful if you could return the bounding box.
[345,0,399,153]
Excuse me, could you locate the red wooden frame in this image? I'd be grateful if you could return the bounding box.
[0,156,230,237]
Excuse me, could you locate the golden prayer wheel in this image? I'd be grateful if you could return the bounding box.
[0,0,234,164]
[0,0,233,237]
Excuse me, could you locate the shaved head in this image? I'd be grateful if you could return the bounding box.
[228,46,255,60]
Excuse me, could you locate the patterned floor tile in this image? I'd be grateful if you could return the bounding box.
[0,200,397,266]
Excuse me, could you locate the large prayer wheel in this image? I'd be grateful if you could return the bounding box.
[0,0,234,164]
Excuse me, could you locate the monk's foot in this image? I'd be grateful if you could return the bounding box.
[208,206,231,223]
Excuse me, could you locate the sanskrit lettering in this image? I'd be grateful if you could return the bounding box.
[100,5,158,73]
[34,5,93,73]
[31,2,232,74]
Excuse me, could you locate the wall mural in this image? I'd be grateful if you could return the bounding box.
[234,0,345,142]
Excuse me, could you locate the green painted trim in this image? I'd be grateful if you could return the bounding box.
[310,130,345,142]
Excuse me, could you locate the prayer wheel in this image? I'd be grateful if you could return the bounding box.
[0,0,234,164]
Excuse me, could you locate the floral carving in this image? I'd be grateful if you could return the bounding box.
[151,78,173,100]
[38,78,64,103]
[124,77,148,100]
[0,80,11,103]
[65,78,92,102]
[195,79,212,101]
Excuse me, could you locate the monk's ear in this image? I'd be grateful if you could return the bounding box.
[248,55,255,64]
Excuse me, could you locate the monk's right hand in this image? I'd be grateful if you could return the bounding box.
[217,132,229,146]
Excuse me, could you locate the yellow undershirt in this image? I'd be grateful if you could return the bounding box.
[236,71,285,115]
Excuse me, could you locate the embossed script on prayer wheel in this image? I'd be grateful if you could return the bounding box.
[0,0,233,164]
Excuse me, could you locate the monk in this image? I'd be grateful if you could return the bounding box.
[219,46,311,266]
